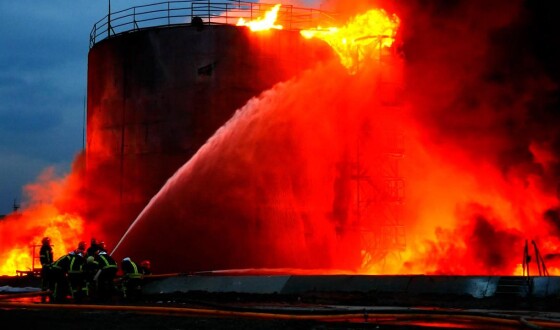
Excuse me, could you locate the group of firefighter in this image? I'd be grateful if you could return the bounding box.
[38,237,152,303]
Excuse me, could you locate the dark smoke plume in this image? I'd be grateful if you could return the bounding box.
[397,0,560,273]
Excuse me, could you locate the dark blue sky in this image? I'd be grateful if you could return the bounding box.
[0,0,319,215]
[0,1,174,215]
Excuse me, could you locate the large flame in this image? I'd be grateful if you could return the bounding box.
[0,210,84,275]
[0,161,102,275]
[237,4,283,31]
[301,9,400,74]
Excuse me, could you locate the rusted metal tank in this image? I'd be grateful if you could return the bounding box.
[86,3,333,245]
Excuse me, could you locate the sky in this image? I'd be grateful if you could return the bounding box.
[0,0,319,216]
[0,1,109,215]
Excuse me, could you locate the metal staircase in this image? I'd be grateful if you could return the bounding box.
[495,276,532,298]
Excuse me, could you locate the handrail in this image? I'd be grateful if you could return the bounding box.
[89,0,335,48]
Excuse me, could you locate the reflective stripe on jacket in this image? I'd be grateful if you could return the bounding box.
[122,260,142,279]
[98,253,117,270]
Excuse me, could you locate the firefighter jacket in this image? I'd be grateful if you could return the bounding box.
[95,251,117,271]
[121,258,142,279]
[51,254,72,273]
[68,251,85,275]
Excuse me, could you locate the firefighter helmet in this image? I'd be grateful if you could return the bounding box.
[78,241,86,250]
[41,237,51,245]
[141,260,151,269]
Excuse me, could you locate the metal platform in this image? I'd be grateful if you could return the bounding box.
[143,274,560,299]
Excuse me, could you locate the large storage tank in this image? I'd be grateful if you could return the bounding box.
[86,2,334,246]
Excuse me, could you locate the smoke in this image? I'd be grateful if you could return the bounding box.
[395,0,560,273]
[402,0,560,182]
[0,156,91,274]
[0,130,138,274]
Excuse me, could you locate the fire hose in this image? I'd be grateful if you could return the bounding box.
[0,290,47,300]
[0,299,559,329]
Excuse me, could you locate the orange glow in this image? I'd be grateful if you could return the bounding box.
[301,9,400,74]
[237,4,283,31]
[372,124,560,276]
[0,209,84,275]
[0,165,98,275]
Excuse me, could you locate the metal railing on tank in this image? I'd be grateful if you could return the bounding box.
[90,0,335,48]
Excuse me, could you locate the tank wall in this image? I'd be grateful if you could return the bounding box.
[86,24,333,243]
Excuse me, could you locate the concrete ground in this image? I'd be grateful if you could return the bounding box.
[2,274,560,329]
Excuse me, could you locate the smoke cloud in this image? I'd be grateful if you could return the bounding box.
[397,0,560,274]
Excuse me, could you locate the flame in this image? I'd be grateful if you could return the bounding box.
[1,247,31,275]
[362,131,560,276]
[0,167,92,275]
[0,206,85,275]
[237,4,283,31]
[301,9,400,74]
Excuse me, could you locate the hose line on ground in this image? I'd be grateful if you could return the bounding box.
[1,301,559,328]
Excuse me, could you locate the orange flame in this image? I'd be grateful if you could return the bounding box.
[237,4,283,31]
[301,9,400,74]
[0,168,89,275]
[0,207,85,275]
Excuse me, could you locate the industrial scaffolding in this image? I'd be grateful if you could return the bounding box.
[350,46,406,270]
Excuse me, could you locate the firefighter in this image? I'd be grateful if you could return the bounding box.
[39,237,53,301]
[67,249,87,303]
[92,244,118,301]
[49,252,73,303]
[120,257,143,300]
